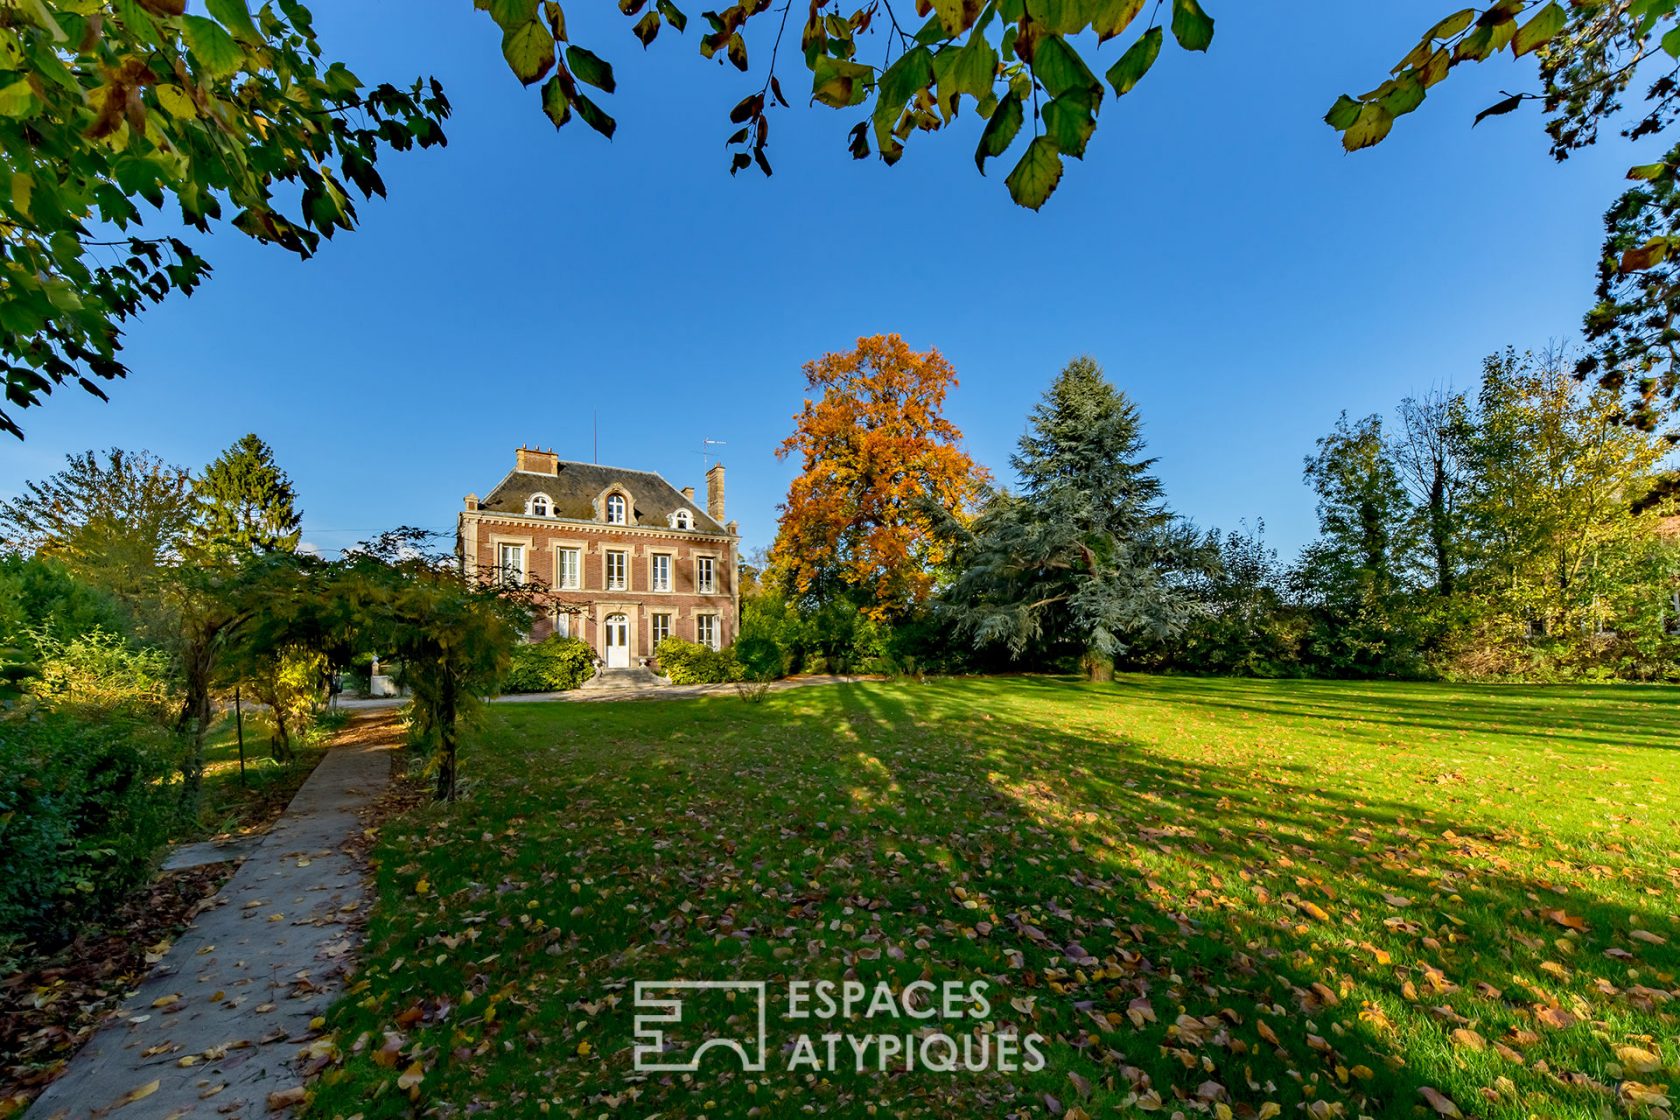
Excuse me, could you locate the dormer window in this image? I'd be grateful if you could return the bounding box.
[672,509,692,530]
[605,494,627,525]
[528,494,551,517]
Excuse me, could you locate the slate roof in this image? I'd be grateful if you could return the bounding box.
[479,460,727,533]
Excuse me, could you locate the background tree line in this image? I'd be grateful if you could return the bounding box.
[741,336,1680,683]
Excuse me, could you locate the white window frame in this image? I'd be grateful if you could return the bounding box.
[651,612,672,646]
[696,555,716,595]
[497,542,525,585]
[651,552,671,593]
[528,493,552,517]
[672,509,692,530]
[553,609,571,638]
[605,494,627,525]
[605,549,627,591]
[696,613,718,650]
[556,547,581,590]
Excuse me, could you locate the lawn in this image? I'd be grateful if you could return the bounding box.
[307,677,1679,1120]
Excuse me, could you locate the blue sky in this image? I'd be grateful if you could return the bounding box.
[0,2,1642,561]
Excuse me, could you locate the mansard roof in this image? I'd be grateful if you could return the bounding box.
[479,460,726,533]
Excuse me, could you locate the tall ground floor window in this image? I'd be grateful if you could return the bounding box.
[651,612,672,646]
[553,609,571,638]
[696,613,718,650]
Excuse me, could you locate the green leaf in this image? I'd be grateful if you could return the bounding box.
[572,90,616,137]
[1169,0,1214,51]
[656,0,686,31]
[1377,75,1424,116]
[205,0,261,43]
[1106,26,1161,95]
[488,0,539,30]
[181,16,245,79]
[565,45,615,92]
[1042,91,1096,157]
[0,79,39,119]
[540,73,570,126]
[1092,0,1144,41]
[502,20,555,84]
[1005,134,1062,208]
[1512,0,1565,55]
[974,88,1023,171]
[933,36,993,115]
[1026,0,1084,35]
[1032,35,1100,100]
[1323,93,1361,130]
[322,61,362,98]
[1627,161,1670,181]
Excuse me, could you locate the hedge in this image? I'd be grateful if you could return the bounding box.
[504,636,597,692]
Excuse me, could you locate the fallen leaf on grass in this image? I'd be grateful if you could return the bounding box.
[1629,929,1667,945]
[1615,1045,1662,1074]
[1543,909,1588,932]
[1419,1086,1463,1117]
[1450,1028,1486,1051]
[397,1061,425,1090]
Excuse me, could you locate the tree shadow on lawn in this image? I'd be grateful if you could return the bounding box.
[314,680,1680,1120]
[809,682,1680,1119]
[1094,673,1680,756]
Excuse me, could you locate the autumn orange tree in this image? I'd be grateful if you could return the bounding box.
[771,334,988,620]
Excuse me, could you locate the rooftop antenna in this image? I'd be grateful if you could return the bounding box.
[593,410,599,464]
[697,438,727,470]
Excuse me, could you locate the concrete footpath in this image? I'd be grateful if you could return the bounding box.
[28,717,395,1119]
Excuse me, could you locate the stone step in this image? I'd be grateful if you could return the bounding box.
[580,666,670,690]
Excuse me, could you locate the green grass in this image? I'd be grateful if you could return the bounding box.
[309,677,1679,1119]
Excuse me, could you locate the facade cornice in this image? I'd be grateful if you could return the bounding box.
[459,510,737,542]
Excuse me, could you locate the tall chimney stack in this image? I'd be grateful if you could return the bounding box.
[680,486,695,504]
[706,462,725,523]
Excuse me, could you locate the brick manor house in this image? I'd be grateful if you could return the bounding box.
[457,447,740,668]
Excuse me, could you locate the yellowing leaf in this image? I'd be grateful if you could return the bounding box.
[115,1080,161,1106]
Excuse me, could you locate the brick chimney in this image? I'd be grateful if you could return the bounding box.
[680,486,696,504]
[516,446,558,475]
[706,462,725,523]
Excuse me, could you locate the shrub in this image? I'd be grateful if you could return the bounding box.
[504,636,596,692]
[0,709,176,948]
[654,638,743,684]
[29,626,172,718]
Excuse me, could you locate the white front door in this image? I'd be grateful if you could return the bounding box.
[604,614,630,668]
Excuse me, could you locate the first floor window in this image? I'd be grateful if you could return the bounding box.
[497,542,525,584]
[553,610,572,638]
[606,550,627,591]
[557,547,581,589]
[696,614,718,650]
[651,553,671,592]
[651,613,672,646]
[696,555,715,594]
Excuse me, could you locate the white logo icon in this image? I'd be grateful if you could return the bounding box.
[633,980,768,1072]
